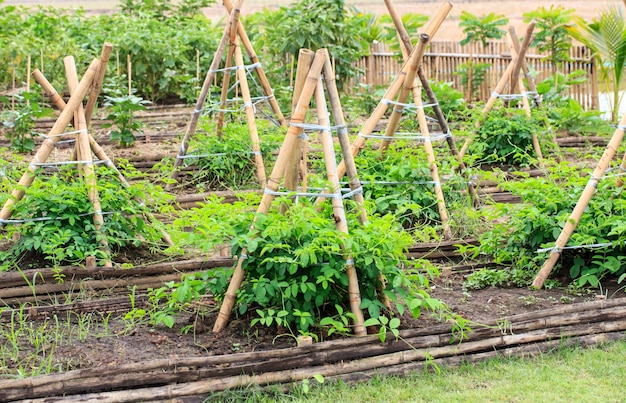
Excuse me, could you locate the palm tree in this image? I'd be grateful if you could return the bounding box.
[567,5,626,122]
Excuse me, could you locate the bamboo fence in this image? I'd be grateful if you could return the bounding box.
[353,41,597,109]
[1,297,624,402]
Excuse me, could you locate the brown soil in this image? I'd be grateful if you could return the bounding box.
[2,262,605,378]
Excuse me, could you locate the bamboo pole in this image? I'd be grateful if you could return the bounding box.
[0,58,100,221]
[283,49,315,200]
[85,43,113,127]
[315,76,366,336]
[64,56,112,267]
[415,84,452,239]
[508,26,541,107]
[532,112,626,289]
[213,50,327,334]
[222,0,286,127]
[169,0,243,184]
[379,33,430,153]
[127,54,132,96]
[508,23,535,98]
[506,30,544,164]
[216,23,238,139]
[234,37,267,188]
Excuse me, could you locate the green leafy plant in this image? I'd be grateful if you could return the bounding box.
[0,166,166,268]
[363,315,401,343]
[469,107,542,165]
[102,93,150,147]
[523,6,575,79]
[0,92,54,152]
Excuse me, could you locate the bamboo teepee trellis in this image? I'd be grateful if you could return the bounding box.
[169,0,285,187]
[323,2,455,239]
[213,48,372,336]
[0,52,114,266]
[0,45,173,268]
[458,24,545,163]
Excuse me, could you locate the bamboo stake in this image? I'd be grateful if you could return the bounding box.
[414,84,452,239]
[283,49,315,201]
[315,75,366,336]
[0,58,100,220]
[222,0,286,127]
[26,55,31,101]
[532,112,626,289]
[616,151,626,187]
[234,37,267,188]
[127,54,132,96]
[213,50,327,334]
[508,26,542,107]
[169,0,243,184]
[64,56,112,267]
[379,33,430,153]
[85,43,113,127]
[216,23,238,139]
[506,30,544,164]
[508,23,535,98]
[383,1,468,171]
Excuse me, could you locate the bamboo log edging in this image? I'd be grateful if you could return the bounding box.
[2,298,625,402]
[0,258,233,305]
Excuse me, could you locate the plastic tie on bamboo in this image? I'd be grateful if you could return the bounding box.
[491,91,526,101]
[345,258,355,266]
[0,211,114,226]
[264,186,362,199]
[613,124,626,131]
[289,122,347,133]
[537,242,614,254]
[381,99,438,111]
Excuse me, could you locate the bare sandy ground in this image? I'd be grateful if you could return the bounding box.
[3,0,622,40]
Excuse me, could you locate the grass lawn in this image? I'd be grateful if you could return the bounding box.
[209,340,626,402]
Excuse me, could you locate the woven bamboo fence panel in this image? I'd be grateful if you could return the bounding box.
[353,41,598,109]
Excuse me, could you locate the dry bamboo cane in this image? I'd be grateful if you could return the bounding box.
[216,25,238,139]
[315,76,366,336]
[385,0,478,207]
[508,23,535,99]
[506,30,544,164]
[393,36,452,239]
[64,56,112,267]
[213,50,327,333]
[414,84,453,239]
[0,58,100,221]
[282,49,315,212]
[616,151,626,187]
[532,112,626,289]
[234,37,267,188]
[222,0,286,127]
[508,26,542,107]
[334,1,451,179]
[321,55,390,308]
[32,69,174,247]
[379,33,431,153]
[84,43,113,127]
[169,0,243,184]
